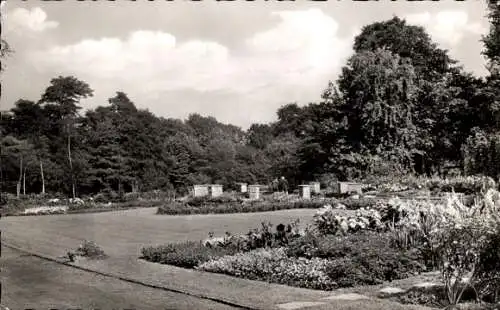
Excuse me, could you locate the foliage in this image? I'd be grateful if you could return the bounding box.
[2,6,500,203]
[21,205,67,216]
[197,247,336,290]
[157,199,330,215]
[75,240,107,259]
[185,194,241,207]
[474,224,500,303]
[483,1,500,73]
[313,204,383,235]
[368,175,496,195]
[203,219,305,252]
[437,221,489,306]
[463,129,500,179]
[287,232,424,287]
[141,241,239,268]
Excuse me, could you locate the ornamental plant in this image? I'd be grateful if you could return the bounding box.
[313,204,383,235]
[197,247,336,290]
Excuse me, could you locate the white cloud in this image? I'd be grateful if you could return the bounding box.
[6,7,59,32]
[29,9,353,126]
[405,10,487,47]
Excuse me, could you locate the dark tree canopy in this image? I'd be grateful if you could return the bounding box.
[1,7,499,197]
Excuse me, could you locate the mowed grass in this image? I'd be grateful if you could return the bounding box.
[1,246,238,310]
[2,207,335,259]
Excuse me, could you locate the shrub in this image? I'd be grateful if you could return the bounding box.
[197,248,336,290]
[313,204,383,235]
[75,240,107,259]
[21,206,68,216]
[156,200,331,215]
[185,194,241,207]
[141,241,239,268]
[474,224,500,303]
[288,232,425,287]
[203,219,305,252]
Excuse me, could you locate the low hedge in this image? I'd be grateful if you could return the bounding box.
[197,247,337,290]
[141,241,240,268]
[67,199,166,212]
[156,198,381,215]
[157,200,328,215]
[288,232,425,287]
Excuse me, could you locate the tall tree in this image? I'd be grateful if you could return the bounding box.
[9,100,51,194]
[483,0,500,74]
[319,49,419,179]
[39,76,93,198]
[1,136,34,197]
[0,39,13,74]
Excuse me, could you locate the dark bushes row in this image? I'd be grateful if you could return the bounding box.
[141,241,240,268]
[157,198,381,215]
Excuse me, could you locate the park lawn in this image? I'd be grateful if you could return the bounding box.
[1,246,237,310]
[1,207,329,259]
[2,207,438,310]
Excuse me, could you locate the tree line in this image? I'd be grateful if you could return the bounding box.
[1,3,499,198]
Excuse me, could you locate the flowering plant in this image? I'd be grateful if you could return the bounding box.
[197,247,336,290]
[313,204,383,235]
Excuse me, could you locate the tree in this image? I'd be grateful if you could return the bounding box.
[10,100,50,194]
[320,49,419,179]
[0,39,13,74]
[247,124,273,149]
[39,76,93,198]
[1,136,34,197]
[483,0,500,74]
[353,16,457,80]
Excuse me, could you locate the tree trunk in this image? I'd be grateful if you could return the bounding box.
[40,158,45,195]
[67,123,75,199]
[16,156,23,198]
[23,166,26,196]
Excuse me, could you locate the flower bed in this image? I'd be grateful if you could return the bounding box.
[20,205,68,216]
[143,189,500,308]
[141,241,240,268]
[197,247,336,290]
[371,175,497,195]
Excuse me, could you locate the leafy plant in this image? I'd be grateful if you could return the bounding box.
[141,241,239,268]
[75,240,107,259]
[197,247,336,290]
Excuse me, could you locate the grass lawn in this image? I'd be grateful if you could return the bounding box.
[2,207,439,310]
[2,207,330,258]
[1,246,238,310]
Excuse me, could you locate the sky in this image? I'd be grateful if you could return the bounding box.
[0,0,491,129]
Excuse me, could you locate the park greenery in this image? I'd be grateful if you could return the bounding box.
[1,4,499,202]
[142,188,500,308]
[2,4,500,309]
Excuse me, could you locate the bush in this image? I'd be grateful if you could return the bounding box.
[197,247,337,290]
[185,194,240,207]
[203,219,305,252]
[373,175,497,195]
[474,224,500,303]
[141,241,240,268]
[20,206,68,216]
[75,240,107,259]
[288,232,425,287]
[156,200,331,215]
[313,204,383,235]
